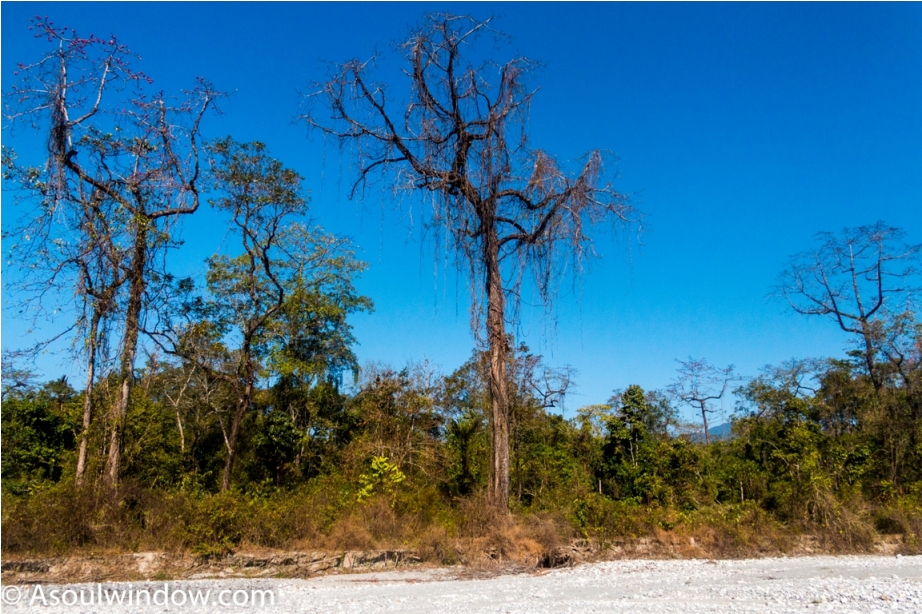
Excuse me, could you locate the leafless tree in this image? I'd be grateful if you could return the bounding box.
[72,201,127,485]
[300,14,637,510]
[668,357,735,445]
[4,125,128,487]
[776,222,921,391]
[4,18,221,485]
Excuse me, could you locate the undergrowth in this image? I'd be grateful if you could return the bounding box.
[4,480,920,564]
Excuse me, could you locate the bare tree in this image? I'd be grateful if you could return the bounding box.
[776,222,921,391]
[4,18,221,485]
[668,357,735,445]
[4,133,129,487]
[72,200,127,485]
[300,14,637,510]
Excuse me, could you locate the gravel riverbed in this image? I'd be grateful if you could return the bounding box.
[3,555,920,613]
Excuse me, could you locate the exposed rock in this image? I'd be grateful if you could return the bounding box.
[1,560,50,573]
[1,549,422,584]
[539,539,597,568]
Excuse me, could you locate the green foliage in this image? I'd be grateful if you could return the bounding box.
[252,409,302,483]
[1,380,79,493]
[442,355,490,496]
[356,456,406,503]
[163,138,372,491]
[3,323,921,557]
[444,410,484,496]
[187,491,250,556]
[3,18,921,561]
[122,394,185,488]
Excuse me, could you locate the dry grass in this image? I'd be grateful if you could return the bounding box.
[3,482,920,567]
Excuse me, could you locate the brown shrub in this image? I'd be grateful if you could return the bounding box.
[5,480,918,563]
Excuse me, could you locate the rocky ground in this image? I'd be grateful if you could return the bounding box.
[2,555,920,613]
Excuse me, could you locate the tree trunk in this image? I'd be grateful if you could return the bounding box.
[515,413,523,502]
[176,410,186,455]
[860,320,882,391]
[75,308,101,486]
[484,224,510,511]
[221,381,252,492]
[701,404,710,445]
[222,343,255,492]
[105,221,147,486]
[221,401,245,492]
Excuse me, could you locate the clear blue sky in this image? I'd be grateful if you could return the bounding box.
[3,3,920,415]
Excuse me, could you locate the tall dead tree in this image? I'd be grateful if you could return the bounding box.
[776,222,920,391]
[4,19,221,485]
[301,14,637,510]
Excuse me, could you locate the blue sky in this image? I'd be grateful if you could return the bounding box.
[3,3,920,415]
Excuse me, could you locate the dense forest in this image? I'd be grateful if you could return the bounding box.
[2,15,921,561]
[4,327,922,558]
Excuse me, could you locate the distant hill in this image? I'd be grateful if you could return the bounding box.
[688,422,733,443]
